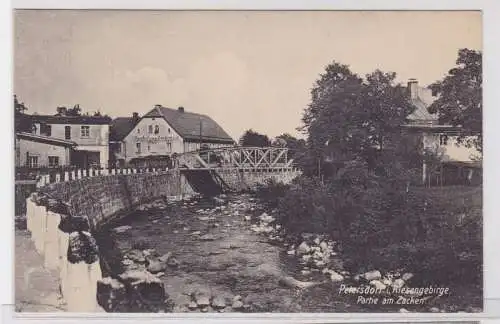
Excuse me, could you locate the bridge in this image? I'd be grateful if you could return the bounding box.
[174,146,296,170]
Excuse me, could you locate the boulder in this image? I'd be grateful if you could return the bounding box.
[167,257,179,268]
[392,278,405,289]
[296,242,311,255]
[97,277,128,312]
[319,241,328,251]
[127,250,146,263]
[67,231,99,264]
[187,301,198,310]
[158,252,172,263]
[118,270,166,311]
[211,295,226,309]
[401,272,414,281]
[329,271,344,282]
[399,308,409,313]
[370,280,387,290]
[147,259,167,274]
[364,270,382,281]
[195,294,210,307]
[232,300,244,310]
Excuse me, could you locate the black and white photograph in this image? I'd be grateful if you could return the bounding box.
[12,10,483,314]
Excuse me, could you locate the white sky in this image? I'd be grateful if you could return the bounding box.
[14,10,482,140]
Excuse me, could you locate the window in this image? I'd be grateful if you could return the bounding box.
[81,125,90,137]
[137,128,140,134]
[148,125,153,134]
[166,142,172,152]
[115,143,122,153]
[27,154,38,168]
[48,156,59,167]
[65,126,71,139]
[154,125,160,134]
[136,142,141,153]
[147,144,151,151]
[41,124,51,136]
[168,128,171,134]
[439,134,448,146]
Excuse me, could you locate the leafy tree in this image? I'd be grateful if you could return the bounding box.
[274,133,307,161]
[428,48,482,152]
[300,62,415,179]
[14,95,33,133]
[239,129,271,147]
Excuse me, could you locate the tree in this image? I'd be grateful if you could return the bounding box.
[300,62,415,178]
[428,48,482,153]
[273,133,307,161]
[239,129,271,147]
[14,95,33,133]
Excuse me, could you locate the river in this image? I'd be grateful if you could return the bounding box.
[107,193,370,313]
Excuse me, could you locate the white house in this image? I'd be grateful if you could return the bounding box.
[29,111,112,168]
[110,105,234,167]
[402,79,481,185]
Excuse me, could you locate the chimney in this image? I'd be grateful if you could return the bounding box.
[407,78,418,99]
[56,106,67,116]
[178,106,185,113]
[132,112,139,120]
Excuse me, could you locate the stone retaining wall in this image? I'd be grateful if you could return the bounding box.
[25,168,299,312]
[216,168,301,191]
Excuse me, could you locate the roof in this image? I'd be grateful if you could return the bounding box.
[110,117,139,141]
[29,114,112,125]
[405,86,439,123]
[16,132,76,147]
[143,106,234,143]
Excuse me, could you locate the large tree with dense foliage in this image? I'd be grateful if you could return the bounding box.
[300,62,415,179]
[239,129,271,147]
[428,48,482,153]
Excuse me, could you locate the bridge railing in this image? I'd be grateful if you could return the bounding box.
[33,167,171,189]
[177,146,295,169]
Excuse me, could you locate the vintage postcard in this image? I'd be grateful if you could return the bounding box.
[13,10,483,315]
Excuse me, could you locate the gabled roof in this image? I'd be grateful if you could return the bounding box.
[29,114,112,125]
[143,106,234,143]
[405,85,439,123]
[16,132,76,147]
[110,117,139,141]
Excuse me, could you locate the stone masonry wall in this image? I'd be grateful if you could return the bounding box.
[216,168,301,192]
[26,168,297,312]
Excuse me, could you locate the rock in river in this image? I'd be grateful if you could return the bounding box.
[195,294,210,307]
[211,295,226,309]
[113,225,132,233]
[199,234,217,241]
[364,270,382,281]
[147,259,167,274]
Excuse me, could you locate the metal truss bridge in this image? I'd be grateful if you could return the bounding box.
[174,146,296,170]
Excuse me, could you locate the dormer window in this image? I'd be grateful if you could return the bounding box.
[154,125,160,134]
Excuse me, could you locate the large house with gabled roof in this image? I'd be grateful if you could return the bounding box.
[109,105,235,167]
[402,79,481,185]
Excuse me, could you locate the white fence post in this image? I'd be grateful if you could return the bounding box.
[77,170,82,179]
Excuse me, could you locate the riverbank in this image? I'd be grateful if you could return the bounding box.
[102,193,481,313]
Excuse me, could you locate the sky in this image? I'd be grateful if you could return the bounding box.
[14,10,482,140]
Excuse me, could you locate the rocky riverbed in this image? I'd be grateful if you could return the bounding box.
[100,193,481,313]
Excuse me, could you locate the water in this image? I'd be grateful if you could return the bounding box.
[109,194,364,313]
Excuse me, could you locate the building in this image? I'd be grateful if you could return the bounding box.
[15,132,75,168]
[29,111,112,168]
[402,79,482,185]
[109,105,235,166]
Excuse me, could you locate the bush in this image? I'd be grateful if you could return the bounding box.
[257,161,482,286]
